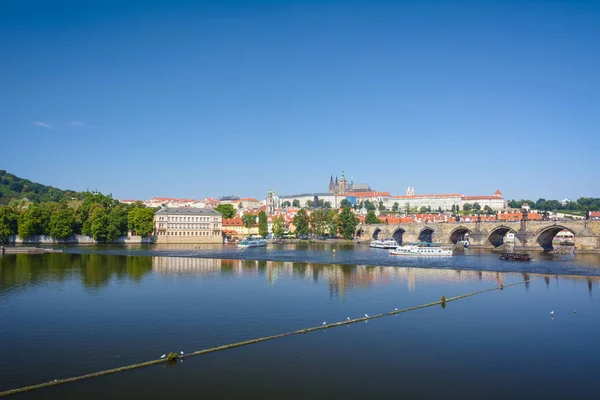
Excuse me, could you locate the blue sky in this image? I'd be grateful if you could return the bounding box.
[1,0,598,201]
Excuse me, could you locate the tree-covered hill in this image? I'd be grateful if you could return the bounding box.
[0,170,84,205]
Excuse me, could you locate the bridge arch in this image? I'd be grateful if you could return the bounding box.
[418,227,434,243]
[449,226,472,244]
[392,228,405,244]
[355,227,364,238]
[488,226,516,248]
[372,228,382,240]
[535,225,576,251]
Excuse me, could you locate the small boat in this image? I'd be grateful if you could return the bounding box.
[499,253,530,261]
[370,239,398,249]
[457,240,469,248]
[390,244,453,257]
[238,237,267,248]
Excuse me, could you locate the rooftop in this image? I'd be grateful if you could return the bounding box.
[156,207,221,216]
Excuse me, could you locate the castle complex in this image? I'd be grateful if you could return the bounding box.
[328,171,372,195]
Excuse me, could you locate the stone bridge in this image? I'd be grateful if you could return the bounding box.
[357,220,600,252]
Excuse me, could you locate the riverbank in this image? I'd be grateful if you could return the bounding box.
[1,246,62,255]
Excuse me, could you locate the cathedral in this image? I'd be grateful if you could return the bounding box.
[329,171,371,195]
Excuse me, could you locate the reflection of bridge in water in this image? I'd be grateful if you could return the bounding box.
[151,257,599,298]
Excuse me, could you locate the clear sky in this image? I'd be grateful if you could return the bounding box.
[1,0,598,202]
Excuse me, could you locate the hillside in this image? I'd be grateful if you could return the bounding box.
[0,170,83,205]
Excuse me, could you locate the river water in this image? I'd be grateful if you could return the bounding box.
[1,244,599,399]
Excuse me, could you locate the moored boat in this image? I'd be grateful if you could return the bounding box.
[238,237,267,248]
[370,238,398,249]
[389,244,453,257]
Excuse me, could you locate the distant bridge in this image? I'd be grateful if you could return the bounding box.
[357,219,600,252]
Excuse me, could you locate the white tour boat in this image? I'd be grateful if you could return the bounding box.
[389,244,453,257]
[237,237,267,248]
[370,238,398,249]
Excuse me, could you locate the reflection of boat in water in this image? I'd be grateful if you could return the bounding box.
[499,253,530,261]
[457,240,469,248]
[389,245,453,256]
[238,237,267,248]
[370,239,398,249]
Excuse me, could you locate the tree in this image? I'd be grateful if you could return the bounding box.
[106,205,129,241]
[463,203,473,211]
[272,216,285,237]
[282,201,291,208]
[419,206,428,213]
[310,209,329,236]
[364,200,376,211]
[473,202,481,211]
[258,210,268,237]
[378,201,385,212]
[292,199,300,208]
[85,205,110,242]
[49,207,76,240]
[242,213,256,228]
[0,206,18,243]
[215,204,236,219]
[323,201,332,209]
[305,200,314,207]
[365,210,381,225]
[392,202,399,212]
[292,208,310,236]
[483,205,494,215]
[338,206,359,240]
[128,207,155,237]
[18,204,45,239]
[451,205,456,213]
[405,202,411,215]
[340,199,351,208]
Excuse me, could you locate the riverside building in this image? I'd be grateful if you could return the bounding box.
[154,207,222,244]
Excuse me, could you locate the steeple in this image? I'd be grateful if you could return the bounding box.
[329,175,335,194]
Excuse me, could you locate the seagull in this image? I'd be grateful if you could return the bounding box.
[394,308,398,311]
[550,311,555,317]
[180,351,184,355]
[347,317,350,321]
[322,321,326,325]
[160,354,166,359]
[365,313,369,318]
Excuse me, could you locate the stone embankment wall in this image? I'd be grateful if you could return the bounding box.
[6,235,155,245]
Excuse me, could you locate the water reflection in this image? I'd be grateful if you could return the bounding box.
[2,254,599,300]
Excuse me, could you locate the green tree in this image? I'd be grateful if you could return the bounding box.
[293,208,310,236]
[463,203,473,211]
[86,206,110,242]
[338,206,359,240]
[128,207,155,237]
[18,204,45,239]
[378,201,385,212]
[258,210,268,237]
[364,200,376,211]
[340,199,351,208]
[419,206,428,213]
[405,202,411,215]
[242,213,256,228]
[77,192,116,224]
[305,200,314,207]
[323,201,332,209]
[365,210,381,225]
[483,205,494,215]
[49,207,76,240]
[310,209,329,236]
[215,204,236,219]
[282,201,291,208]
[392,202,399,212]
[473,202,481,211]
[0,206,19,243]
[292,199,300,208]
[272,215,285,237]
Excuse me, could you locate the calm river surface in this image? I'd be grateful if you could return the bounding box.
[1,245,600,399]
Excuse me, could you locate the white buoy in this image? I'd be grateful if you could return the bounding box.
[160,354,166,359]
[322,321,326,325]
[550,311,555,317]
[181,351,184,355]
[394,308,398,311]
[347,317,350,320]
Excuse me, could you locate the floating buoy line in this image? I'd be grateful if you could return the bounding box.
[0,278,540,398]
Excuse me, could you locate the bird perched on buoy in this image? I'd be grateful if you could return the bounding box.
[160,354,166,359]
[364,313,369,318]
[550,311,555,317]
[347,317,350,321]
[394,308,398,311]
[322,321,326,325]
[180,351,184,355]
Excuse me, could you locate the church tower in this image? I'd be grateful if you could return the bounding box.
[329,175,335,194]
